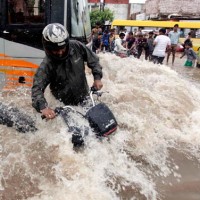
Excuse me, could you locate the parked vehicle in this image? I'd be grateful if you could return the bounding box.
[0,0,91,90]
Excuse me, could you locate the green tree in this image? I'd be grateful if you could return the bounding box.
[25,0,35,7]
[90,8,114,28]
[25,0,35,13]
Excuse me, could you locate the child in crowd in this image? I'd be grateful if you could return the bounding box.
[109,28,116,52]
[92,32,102,54]
[100,30,110,51]
[196,47,200,68]
[180,42,197,67]
[147,31,154,61]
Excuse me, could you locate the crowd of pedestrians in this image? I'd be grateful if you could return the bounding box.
[90,22,200,68]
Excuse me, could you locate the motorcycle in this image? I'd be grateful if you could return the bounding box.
[42,87,118,148]
[0,88,118,148]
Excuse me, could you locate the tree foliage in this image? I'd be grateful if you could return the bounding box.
[90,8,114,28]
[25,0,35,7]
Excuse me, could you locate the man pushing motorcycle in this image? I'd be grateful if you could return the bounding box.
[31,23,103,119]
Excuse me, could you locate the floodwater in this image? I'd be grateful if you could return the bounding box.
[1,53,200,200]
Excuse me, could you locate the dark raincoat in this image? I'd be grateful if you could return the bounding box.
[32,40,103,112]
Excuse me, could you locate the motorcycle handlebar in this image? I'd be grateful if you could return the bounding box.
[41,107,64,120]
[41,88,107,119]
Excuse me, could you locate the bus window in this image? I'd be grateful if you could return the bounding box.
[0,0,91,52]
[71,0,91,41]
[0,0,2,25]
[7,0,45,24]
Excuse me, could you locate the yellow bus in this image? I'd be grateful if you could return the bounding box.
[0,0,91,90]
[111,20,200,51]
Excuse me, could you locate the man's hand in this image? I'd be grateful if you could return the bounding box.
[40,107,56,119]
[93,79,103,90]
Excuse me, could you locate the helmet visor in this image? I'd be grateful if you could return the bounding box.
[43,39,68,51]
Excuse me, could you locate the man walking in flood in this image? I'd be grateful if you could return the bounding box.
[152,28,171,64]
[166,24,180,65]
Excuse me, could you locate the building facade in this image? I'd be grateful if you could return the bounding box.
[145,0,200,19]
[88,0,145,20]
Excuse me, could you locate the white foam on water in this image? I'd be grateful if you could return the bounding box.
[1,53,200,200]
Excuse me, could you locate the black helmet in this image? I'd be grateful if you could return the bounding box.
[42,23,69,60]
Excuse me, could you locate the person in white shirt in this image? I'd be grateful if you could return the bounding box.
[167,24,180,65]
[152,28,171,64]
[120,28,128,41]
[114,33,127,55]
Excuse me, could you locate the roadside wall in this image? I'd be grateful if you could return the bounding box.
[145,0,200,15]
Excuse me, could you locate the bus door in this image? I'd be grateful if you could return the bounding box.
[46,0,91,42]
[70,0,91,41]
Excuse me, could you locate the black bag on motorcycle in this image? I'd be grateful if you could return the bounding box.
[86,103,117,137]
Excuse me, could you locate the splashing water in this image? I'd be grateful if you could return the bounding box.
[1,53,200,200]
